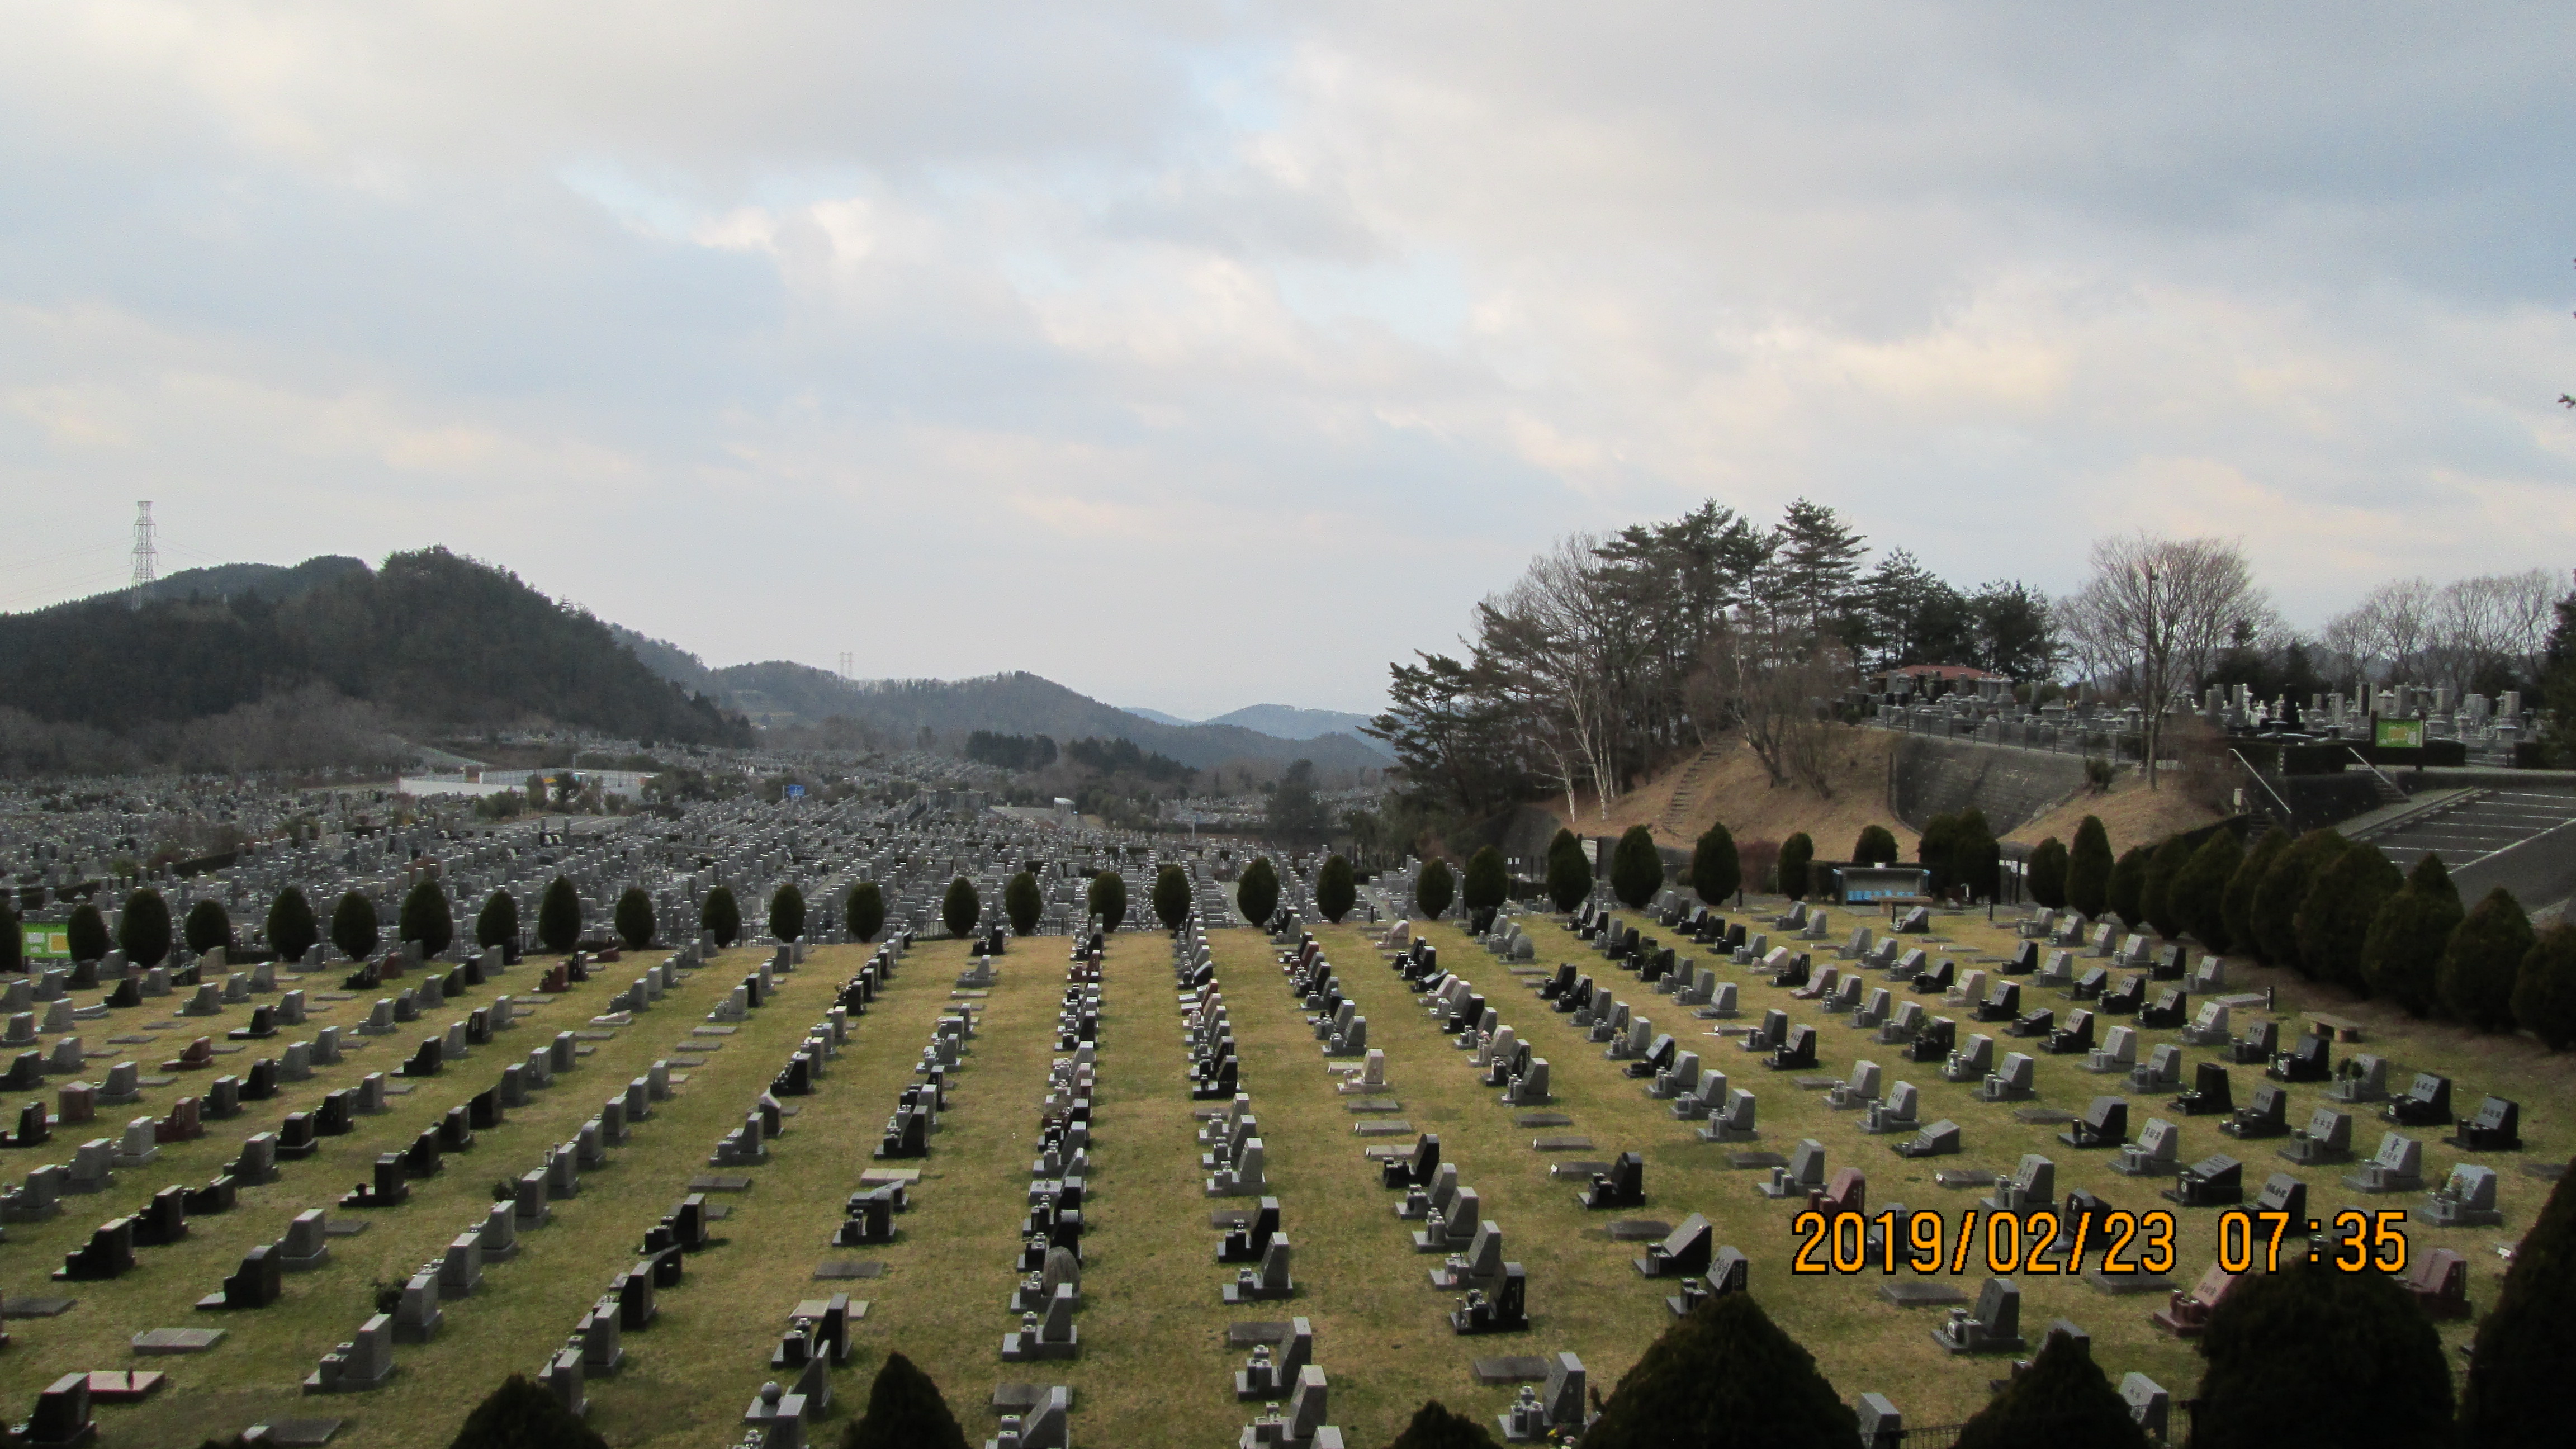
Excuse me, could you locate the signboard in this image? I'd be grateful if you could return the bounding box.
[22,925,70,962]
[784,784,806,800]
[2374,718,2426,750]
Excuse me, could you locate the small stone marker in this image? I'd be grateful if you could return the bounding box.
[1935,1169,1999,1188]
[704,1204,732,1220]
[1211,1209,1252,1229]
[321,1220,370,1238]
[692,1025,738,1036]
[859,1168,920,1185]
[1347,1100,1403,1114]
[690,1174,754,1192]
[2014,1108,2076,1125]
[1606,1221,1671,1242]
[243,1421,342,1447]
[1516,1113,1573,1128]
[1726,1152,1787,1170]
[1546,1161,1611,1180]
[1354,1121,1413,1137]
[1531,1135,1594,1151]
[1228,1322,1293,1345]
[815,1262,884,1280]
[1472,1357,1554,1384]
[84,1370,166,1401]
[1879,1282,1969,1308]
[132,1328,226,1355]
[2083,1269,2178,1295]
[991,1382,1055,1412]
[4,1298,77,1318]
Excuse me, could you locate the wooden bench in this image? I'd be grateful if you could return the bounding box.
[2305,1012,2365,1043]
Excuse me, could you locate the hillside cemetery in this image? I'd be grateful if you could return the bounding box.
[0,794,2564,1448]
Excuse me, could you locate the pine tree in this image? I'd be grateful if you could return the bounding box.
[65,900,108,964]
[613,888,655,950]
[2193,1258,2452,1449]
[2439,887,2532,1031]
[1582,1292,1857,1449]
[1462,846,1509,927]
[1778,834,1814,901]
[1315,855,1357,924]
[475,889,519,951]
[1151,864,1191,931]
[1417,859,1456,920]
[1547,830,1594,913]
[119,886,173,967]
[700,885,741,948]
[845,882,886,943]
[2362,855,2462,1016]
[2141,834,2196,940]
[448,1371,610,1449]
[842,1352,968,1449]
[1237,858,1281,927]
[2460,1154,2576,1448]
[332,889,381,961]
[399,878,454,957]
[2255,830,2350,977]
[1916,812,1960,894]
[180,898,230,958]
[2514,922,2576,1050]
[1692,822,1741,903]
[1386,1400,1505,1449]
[1953,1326,2147,1449]
[1766,497,1870,637]
[536,877,581,954]
[2066,815,2113,918]
[2296,844,2402,996]
[1850,825,1898,867]
[2170,829,2242,953]
[768,883,806,943]
[2106,846,2151,928]
[268,886,319,964]
[1087,870,1126,932]
[2025,837,2069,911]
[2224,826,2291,962]
[943,877,981,939]
[1611,825,1663,909]
[1008,872,1045,936]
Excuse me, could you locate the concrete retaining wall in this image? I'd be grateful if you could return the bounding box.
[1890,735,2090,835]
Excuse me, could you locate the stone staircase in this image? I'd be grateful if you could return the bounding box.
[1656,746,1727,834]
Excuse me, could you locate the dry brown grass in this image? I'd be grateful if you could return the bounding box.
[1554,731,1919,858]
[2006,771,2224,855]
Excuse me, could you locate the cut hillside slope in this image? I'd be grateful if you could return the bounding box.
[2006,769,2224,855]
[1554,728,1921,858]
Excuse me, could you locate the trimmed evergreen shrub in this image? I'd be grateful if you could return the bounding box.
[613,888,655,950]
[2460,1152,2576,1448]
[1777,834,1814,901]
[1151,864,1190,931]
[1916,812,1961,894]
[474,889,518,951]
[2362,855,2461,1016]
[2515,922,2576,1050]
[2440,887,2532,1031]
[1611,826,1663,909]
[2171,829,2242,953]
[843,1352,968,1449]
[1851,825,1899,866]
[2224,826,2290,962]
[400,878,454,957]
[1546,831,1593,913]
[943,877,981,939]
[2140,833,2196,940]
[2025,836,2068,911]
[1386,1400,1504,1449]
[2065,815,2113,918]
[845,882,886,943]
[2192,1257,2452,1449]
[1008,872,1045,936]
[268,887,319,964]
[1417,859,1456,920]
[119,887,173,967]
[1463,846,1509,928]
[2106,846,2151,928]
[66,899,110,964]
[700,885,741,948]
[1692,822,1741,904]
[2254,830,2350,977]
[2296,844,2403,996]
[332,889,381,961]
[1087,870,1126,932]
[1952,808,2000,902]
[448,1371,610,1449]
[1953,1325,2147,1449]
[1582,1292,1857,1449]
[0,896,20,974]
[536,877,581,955]
[769,883,807,943]
[1237,858,1281,927]
[1315,855,1357,924]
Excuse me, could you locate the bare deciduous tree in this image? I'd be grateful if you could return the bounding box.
[1684,617,1853,795]
[2057,533,2267,790]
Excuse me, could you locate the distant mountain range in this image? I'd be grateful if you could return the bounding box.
[1127,703,1385,741]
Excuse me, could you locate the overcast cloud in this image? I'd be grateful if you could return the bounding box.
[4,2,2571,716]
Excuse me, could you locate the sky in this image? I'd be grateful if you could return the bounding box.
[4,3,2572,718]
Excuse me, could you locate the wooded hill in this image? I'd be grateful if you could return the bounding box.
[0,548,749,748]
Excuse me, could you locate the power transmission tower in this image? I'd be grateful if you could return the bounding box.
[837,652,853,680]
[128,501,158,609]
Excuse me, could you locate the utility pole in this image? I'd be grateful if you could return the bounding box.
[127,501,158,609]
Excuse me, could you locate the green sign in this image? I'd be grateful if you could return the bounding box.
[22,925,70,962]
[2375,718,2425,750]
